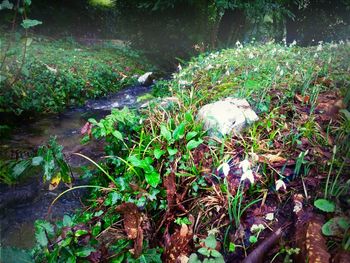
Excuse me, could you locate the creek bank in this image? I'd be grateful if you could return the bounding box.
[0,84,153,249]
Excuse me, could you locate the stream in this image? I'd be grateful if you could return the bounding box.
[0,85,151,254]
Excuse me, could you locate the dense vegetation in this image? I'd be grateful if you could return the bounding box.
[1,1,350,262]
[0,35,153,114]
[32,42,350,262]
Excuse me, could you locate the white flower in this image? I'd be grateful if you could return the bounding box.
[290,40,297,47]
[235,41,243,49]
[178,80,190,85]
[248,52,254,59]
[205,64,214,70]
[177,63,182,71]
[280,69,284,76]
[241,169,255,184]
[250,224,265,233]
[217,162,230,177]
[276,179,286,191]
[239,159,251,173]
[293,200,303,213]
[265,213,274,221]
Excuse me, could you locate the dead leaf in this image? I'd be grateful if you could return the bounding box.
[81,122,92,136]
[295,94,310,104]
[116,203,143,258]
[259,153,286,164]
[333,250,350,263]
[164,224,193,263]
[295,213,330,263]
[164,170,176,212]
[49,173,61,190]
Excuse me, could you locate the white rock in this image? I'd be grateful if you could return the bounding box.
[197,98,258,136]
[138,72,153,86]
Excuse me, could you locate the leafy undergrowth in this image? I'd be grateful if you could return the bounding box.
[33,42,350,262]
[0,34,154,114]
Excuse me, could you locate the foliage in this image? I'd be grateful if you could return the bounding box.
[33,42,350,261]
[0,136,72,186]
[0,34,153,114]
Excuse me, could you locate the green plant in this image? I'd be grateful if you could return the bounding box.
[33,136,73,188]
[189,234,225,263]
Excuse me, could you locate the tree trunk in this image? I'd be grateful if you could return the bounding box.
[286,3,300,44]
[217,8,246,46]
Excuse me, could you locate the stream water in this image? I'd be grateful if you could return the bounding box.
[0,85,151,254]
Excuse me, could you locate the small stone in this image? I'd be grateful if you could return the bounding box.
[138,72,153,86]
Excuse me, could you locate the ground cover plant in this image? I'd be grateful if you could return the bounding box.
[32,41,350,262]
[0,34,154,114]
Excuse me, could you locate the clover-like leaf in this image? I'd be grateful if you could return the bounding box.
[314,199,335,213]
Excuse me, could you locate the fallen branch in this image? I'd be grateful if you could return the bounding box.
[243,227,283,263]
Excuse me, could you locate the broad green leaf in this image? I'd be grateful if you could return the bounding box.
[112,130,123,141]
[167,147,178,156]
[21,19,42,29]
[75,229,88,237]
[204,234,217,249]
[160,125,172,142]
[229,242,236,252]
[186,131,198,141]
[340,109,350,121]
[0,0,13,10]
[35,220,54,247]
[60,237,72,247]
[173,122,185,140]
[186,139,203,150]
[188,254,201,263]
[314,199,335,212]
[12,160,30,178]
[127,155,142,167]
[210,249,222,258]
[322,217,350,237]
[63,215,73,227]
[249,235,258,243]
[32,156,43,166]
[198,247,210,257]
[87,118,98,125]
[184,111,193,122]
[154,148,165,159]
[75,247,95,257]
[67,256,77,263]
[145,171,160,187]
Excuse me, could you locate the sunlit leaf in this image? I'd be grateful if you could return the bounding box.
[186,139,203,150]
[314,199,335,212]
[49,173,61,190]
[21,19,42,29]
[75,247,95,257]
[154,148,165,159]
[160,125,172,142]
[146,171,160,187]
[32,156,43,166]
[173,122,185,140]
